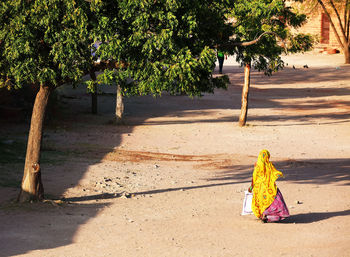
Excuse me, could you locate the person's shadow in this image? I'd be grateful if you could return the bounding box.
[280,209,350,224]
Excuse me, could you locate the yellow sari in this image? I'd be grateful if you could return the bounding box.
[251,150,283,218]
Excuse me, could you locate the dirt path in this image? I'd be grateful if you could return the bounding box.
[0,52,349,257]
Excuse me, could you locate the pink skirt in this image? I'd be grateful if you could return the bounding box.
[262,188,290,222]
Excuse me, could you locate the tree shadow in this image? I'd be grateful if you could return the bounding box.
[0,83,130,257]
[120,64,350,127]
[208,158,350,186]
[0,57,349,256]
[59,180,249,203]
[280,209,350,224]
[224,65,350,86]
[247,112,350,124]
[0,201,109,257]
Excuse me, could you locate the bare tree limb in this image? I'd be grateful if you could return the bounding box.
[329,0,346,37]
[317,0,345,49]
[344,0,349,30]
[346,0,350,41]
[230,31,283,46]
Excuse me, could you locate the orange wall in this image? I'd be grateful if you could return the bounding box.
[293,6,344,51]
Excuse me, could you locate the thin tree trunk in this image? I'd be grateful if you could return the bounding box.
[238,63,251,127]
[90,71,97,114]
[346,2,350,39]
[18,85,51,202]
[115,84,124,123]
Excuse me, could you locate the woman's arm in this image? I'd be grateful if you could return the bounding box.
[248,163,257,192]
[248,178,254,192]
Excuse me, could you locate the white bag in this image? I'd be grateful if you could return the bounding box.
[241,190,253,215]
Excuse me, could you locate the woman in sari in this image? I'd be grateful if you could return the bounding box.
[248,149,290,222]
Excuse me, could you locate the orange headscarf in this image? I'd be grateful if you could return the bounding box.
[251,149,283,218]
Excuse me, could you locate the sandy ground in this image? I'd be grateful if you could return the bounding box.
[0,52,350,257]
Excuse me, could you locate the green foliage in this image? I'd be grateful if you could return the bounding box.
[2,0,312,98]
[288,33,315,53]
[89,0,233,97]
[223,0,314,75]
[0,0,94,89]
[1,0,233,98]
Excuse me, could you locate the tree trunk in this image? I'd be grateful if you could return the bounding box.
[115,84,124,123]
[90,71,97,114]
[238,63,251,127]
[18,85,51,202]
[91,90,97,114]
[345,46,350,64]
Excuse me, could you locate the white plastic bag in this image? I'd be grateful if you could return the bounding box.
[241,190,253,215]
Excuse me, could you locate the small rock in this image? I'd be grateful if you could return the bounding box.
[295,200,303,204]
[120,192,132,199]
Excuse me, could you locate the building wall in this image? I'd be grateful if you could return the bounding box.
[294,6,344,52]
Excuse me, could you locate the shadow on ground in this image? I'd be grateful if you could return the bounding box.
[208,158,350,186]
[280,209,350,224]
[0,60,349,256]
[0,201,109,257]
[224,65,350,86]
[0,86,129,256]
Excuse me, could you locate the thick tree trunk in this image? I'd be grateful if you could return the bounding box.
[115,84,124,123]
[345,46,350,64]
[18,85,51,202]
[90,71,97,114]
[238,63,251,127]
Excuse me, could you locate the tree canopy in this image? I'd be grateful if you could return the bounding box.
[215,0,314,126]
[0,0,232,201]
[220,0,313,74]
[89,0,232,97]
[0,0,94,90]
[0,0,315,201]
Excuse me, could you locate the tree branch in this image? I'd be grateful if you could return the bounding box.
[317,0,345,49]
[329,0,346,38]
[230,31,282,46]
[346,0,350,41]
[344,0,349,31]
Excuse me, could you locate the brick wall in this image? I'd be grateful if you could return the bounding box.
[293,5,344,52]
